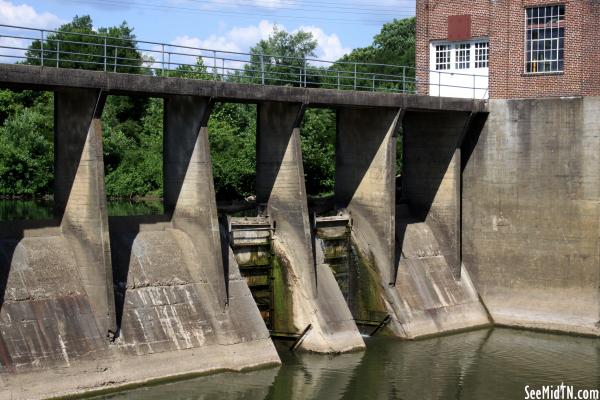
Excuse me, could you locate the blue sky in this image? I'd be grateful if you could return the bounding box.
[0,0,415,62]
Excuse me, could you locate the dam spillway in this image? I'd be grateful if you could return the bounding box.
[0,64,599,399]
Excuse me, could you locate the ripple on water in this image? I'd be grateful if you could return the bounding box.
[91,328,600,400]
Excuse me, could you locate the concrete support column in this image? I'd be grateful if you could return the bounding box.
[55,88,116,339]
[257,101,364,352]
[256,101,315,291]
[164,95,227,308]
[403,111,471,278]
[336,107,402,285]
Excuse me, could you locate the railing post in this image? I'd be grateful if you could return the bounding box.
[372,73,376,91]
[161,44,165,76]
[337,70,340,90]
[213,50,217,81]
[473,74,476,99]
[114,47,117,73]
[167,52,171,77]
[354,63,357,90]
[56,40,60,68]
[103,37,107,71]
[438,71,441,97]
[304,57,308,88]
[402,66,406,93]
[260,54,265,85]
[40,30,44,66]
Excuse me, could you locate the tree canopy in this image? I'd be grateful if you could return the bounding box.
[0,15,415,201]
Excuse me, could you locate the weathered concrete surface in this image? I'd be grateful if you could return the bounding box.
[337,107,488,338]
[463,98,600,336]
[164,95,226,308]
[0,88,116,398]
[104,95,278,380]
[0,94,279,399]
[257,101,364,353]
[0,64,487,112]
[336,107,401,285]
[390,205,489,338]
[0,233,110,374]
[55,88,117,339]
[403,110,470,278]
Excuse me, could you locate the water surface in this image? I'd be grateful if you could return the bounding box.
[93,328,600,400]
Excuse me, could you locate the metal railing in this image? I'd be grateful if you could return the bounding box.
[0,24,488,98]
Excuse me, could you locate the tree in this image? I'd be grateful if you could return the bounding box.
[0,92,54,196]
[25,15,143,74]
[334,17,416,93]
[246,27,318,86]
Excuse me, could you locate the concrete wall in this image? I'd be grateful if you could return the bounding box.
[337,107,489,339]
[463,97,600,336]
[257,101,364,353]
[0,94,279,400]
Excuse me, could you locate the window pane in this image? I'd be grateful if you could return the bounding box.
[525,5,565,73]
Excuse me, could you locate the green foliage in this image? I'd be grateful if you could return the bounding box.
[336,18,416,92]
[170,57,213,80]
[102,96,163,198]
[208,103,257,200]
[26,15,143,74]
[0,92,54,195]
[246,27,318,86]
[0,16,416,200]
[301,109,336,195]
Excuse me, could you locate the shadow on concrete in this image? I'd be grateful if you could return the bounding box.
[0,218,60,370]
[255,102,304,205]
[218,216,231,300]
[396,110,486,281]
[163,96,208,214]
[53,89,104,217]
[334,107,397,210]
[108,215,170,336]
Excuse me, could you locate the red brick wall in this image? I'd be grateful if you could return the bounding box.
[582,0,600,96]
[416,0,491,96]
[416,0,600,99]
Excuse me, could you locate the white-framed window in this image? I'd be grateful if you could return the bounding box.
[429,39,489,99]
[455,43,471,69]
[525,5,565,74]
[435,44,451,70]
[475,42,489,68]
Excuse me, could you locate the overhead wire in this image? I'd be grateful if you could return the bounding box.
[62,0,415,26]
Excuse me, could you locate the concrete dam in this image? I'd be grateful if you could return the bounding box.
[0,65,598,399]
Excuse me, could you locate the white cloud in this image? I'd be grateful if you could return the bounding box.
[0,0,63,29]
[0,1,64,63]
[296,25,351,63]
[143,20,350,76]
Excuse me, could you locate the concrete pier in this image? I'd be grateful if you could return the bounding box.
[55,88,117,339]
[257,101,364,353]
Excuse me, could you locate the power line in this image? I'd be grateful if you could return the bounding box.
[179,0,416,14]
[63,0,415,25]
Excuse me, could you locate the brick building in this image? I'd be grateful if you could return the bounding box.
[416,0,600,99]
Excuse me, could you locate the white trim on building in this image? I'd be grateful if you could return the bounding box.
[429,39,489,99]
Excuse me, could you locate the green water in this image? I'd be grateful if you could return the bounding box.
[93,328,600,400]
[0,199,163,220]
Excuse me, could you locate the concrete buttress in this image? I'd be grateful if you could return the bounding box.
[337,108,489,338]
[257,101,364,353]
[54,88,117,339]
[164,95,226,308]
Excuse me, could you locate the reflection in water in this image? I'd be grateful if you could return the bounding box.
[0,198,54,220]
[92,328,600,400]
[0,199,164,220]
